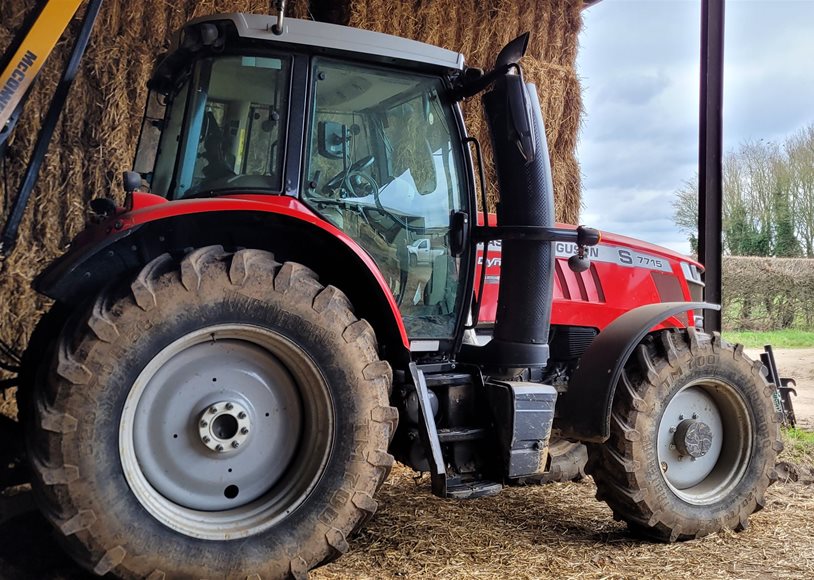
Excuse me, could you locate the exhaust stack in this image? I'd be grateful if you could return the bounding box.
[471,75,555,370]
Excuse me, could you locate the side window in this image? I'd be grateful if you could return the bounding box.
[302,59,467,340]
[140,55,291,199]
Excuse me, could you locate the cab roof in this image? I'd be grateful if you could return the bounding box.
[185,14,465,72]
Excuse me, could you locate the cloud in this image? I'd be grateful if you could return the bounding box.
[576,0,814,257]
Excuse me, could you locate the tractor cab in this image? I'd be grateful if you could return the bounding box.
[134,14,473,347]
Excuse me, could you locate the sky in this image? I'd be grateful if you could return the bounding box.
[576,0,814,254]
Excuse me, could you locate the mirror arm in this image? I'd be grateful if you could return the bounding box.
[451,64,514,101]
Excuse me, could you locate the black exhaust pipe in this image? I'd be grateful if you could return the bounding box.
[464,75,554,370]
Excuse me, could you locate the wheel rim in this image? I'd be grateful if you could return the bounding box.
[119,324,333,540]
[656,379,753,505]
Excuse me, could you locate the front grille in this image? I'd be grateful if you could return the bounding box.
[553,259,605,302]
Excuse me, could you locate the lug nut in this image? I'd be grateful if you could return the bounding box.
[209,406,218,414]
[203,436,211,444]
[200,420,208,428]
[238,412,247,419]
[231,441,240,449]
[215,444,224,452]
[669,443,676,450]
[669,426,676,433]
[240,427,249,435]
[226,403,234,410]
[692,413,698,419]
[678,414,684,421]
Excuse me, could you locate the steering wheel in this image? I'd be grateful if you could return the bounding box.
[325,155,375,196]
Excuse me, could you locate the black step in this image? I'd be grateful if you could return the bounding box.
[445,480,503,499]
[437,427,486,443]
[423,372,472,388]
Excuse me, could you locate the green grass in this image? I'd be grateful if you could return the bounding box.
[781,428,814,465]
[721,329,814,349]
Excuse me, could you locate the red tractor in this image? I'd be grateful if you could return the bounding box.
[7,11,780,579]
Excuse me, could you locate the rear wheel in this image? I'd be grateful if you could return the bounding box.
[25,247,398,578]
[586,329,782,541]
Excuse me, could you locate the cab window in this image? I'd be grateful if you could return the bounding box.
[141,55,291,198]
[303,59,467,340]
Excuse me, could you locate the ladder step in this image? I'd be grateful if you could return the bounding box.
[445,479,503,499]
[423,372,472,388]
[437,427,486,443]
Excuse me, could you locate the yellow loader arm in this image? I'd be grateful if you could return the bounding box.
[0,0,84,132]
[1,0,102,256]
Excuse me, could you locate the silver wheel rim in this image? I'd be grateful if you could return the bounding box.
[119,324,333,540]
[657,379,753,505]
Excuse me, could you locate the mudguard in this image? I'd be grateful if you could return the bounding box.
[555,301,721,443]
[34,195,411,359]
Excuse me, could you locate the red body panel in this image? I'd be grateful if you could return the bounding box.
[117,192,410,348]
[476,214,702,332]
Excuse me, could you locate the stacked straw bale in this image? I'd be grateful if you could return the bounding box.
[0,1,583,364]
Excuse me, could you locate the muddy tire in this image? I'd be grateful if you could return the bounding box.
[17,304,70,426]
[511,438,587,485]
[585,328,782,542]
[24,246,398,578]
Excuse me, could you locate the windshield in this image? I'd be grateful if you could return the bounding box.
[303,59,467,340]
[143,55,291,199]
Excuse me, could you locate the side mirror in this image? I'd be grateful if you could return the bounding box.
[318,121,346,159]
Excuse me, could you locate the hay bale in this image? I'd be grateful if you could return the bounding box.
[0,0,583,366]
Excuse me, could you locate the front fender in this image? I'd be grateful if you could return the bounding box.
[555,302,720,443]
[35,195,410,362]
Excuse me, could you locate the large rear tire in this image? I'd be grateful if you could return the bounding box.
[586,329,782,541]
[24,246,398,578]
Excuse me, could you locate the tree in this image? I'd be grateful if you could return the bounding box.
[786,125,814,257]
[672,176,698,254]
[672,132,809,258]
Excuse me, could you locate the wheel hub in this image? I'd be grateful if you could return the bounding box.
[126,333,305,512]
[657,381,753,504]
[198,401,251,452]
[657,386,724,491]
[120,324,334,540]
[673,418,713,458]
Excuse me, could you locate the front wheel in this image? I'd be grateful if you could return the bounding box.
[586,329,782,541]
[25,247,398,578]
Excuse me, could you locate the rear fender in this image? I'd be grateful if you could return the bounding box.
[35,199,410,364]
[554,302,720,443]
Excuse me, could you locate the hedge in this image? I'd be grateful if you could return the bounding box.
[723,256,814,331]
